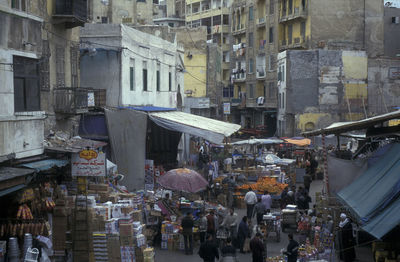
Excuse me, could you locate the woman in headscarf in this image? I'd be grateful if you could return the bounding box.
[337,213,356,262]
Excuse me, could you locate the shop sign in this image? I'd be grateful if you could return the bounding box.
[389,119,400,126]
[223,103,231,114]
[72,150,106,177]
[190,97,210,109]
[389,67,400,79]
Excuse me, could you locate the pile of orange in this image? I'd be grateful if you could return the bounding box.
[237,177,288,195]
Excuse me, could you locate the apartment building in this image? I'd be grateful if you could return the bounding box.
[228,0,278,136]
[185,0,232,118]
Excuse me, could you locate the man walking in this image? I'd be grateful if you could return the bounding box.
[244,189,257,220]
[284,234,299,262]
[198,212,208,244]
[261,191,272,213]
[221,208,238,239]
[237,216,250,253]
[253,198,266,225]
[181,212,194,255]
[198,234,220,262]
[250,232,265,262]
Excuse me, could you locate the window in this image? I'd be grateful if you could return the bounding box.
[269,0,274,14]
[249,84,254,98]
[268,82,274,98]
[288,24,293,44]
[301,22,306,38]
[168,23,174,27]
[282,0,286,15]
[249,59,254,73]
[223,51,230,63]
[278,93,281,108]
[248,32,254,47]
[302,0,306,10]
[13,56,40,112]
[282,92,285,108]
[263,85,267,97]
[11,0,26,11]
[289,0,293,14]
[130,59,135,91]
[269,27,274,43]
[137,0,146,2]
[249,6,254,21]
[156,64,160,92]
[143,61,148,91]
[168,70,172,91]
[268,55,274,71]
[392,17,400,24]
[223,85,234,98]
[101,17,108,23]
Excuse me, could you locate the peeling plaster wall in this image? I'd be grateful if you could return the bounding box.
[368,58,400,115]
[281,49,367,136]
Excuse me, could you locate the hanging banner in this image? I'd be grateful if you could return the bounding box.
[223,103,231,115]
[71,150,106,177]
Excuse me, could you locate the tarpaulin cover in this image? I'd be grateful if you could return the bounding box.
[20,159,69,172]
[105,109,147,191]
[231,138,284,145]
[149,111,241,144]
[327,154,367,195]
[362,196,400,239]
[337,143,400,223]
[284,138,311,146]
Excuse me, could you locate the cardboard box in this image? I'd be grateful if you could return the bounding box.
[119,223,133,237]
[120,236,133,246]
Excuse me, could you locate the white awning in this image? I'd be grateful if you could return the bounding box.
[149,111,241,144]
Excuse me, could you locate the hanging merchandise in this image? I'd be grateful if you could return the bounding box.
[16,204,34,220]
[43,197,55,212]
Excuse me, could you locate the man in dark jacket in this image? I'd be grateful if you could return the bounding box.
[250,232,265,262]
[181,212,194,255]
[198,234,220,262]
[284,234,299,262]
[221,237,236,257]
[237,216,250,253]
[253,198,266,225]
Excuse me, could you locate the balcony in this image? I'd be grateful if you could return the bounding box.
[279,7,308,23]
[53,0,88,28]
[54,88,89,114]
[232,71,246,82]
[256,68,266,79]
[232,24,246,35]
[256,17,266,27]
[212,24,230,34]
[279,36,308,50]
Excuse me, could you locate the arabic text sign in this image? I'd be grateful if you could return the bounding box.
[72,150,106,177]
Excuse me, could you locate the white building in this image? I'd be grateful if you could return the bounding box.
[0,5,45,162]
[80,24,184,109]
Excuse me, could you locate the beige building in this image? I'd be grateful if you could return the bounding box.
[229,0,278,135]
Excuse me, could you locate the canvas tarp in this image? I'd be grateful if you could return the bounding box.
[337,143,400,223]
[149,111,241,144]
[327,154,367,195]
[361,196,400,239]
[105,109,147,191]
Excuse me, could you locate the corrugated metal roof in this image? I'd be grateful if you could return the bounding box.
[124,106,176,112]
[0,184,26,197]
[149,111,241,144]
[0,167,34,182]
[303,110,400,136]
[20,159,69,172]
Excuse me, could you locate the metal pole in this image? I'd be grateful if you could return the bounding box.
[322,134,329,195]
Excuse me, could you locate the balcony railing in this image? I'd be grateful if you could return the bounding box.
[257,17,266,26]
[279,7,307,23]
[280,36,308,50]
[257,68,266,79]
[54,87,88,114]
[232,72,246,82]
[53,0,88,28]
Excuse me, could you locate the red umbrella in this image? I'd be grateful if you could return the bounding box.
[158,168,208,193]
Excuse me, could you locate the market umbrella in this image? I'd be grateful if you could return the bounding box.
[158,168,208,193]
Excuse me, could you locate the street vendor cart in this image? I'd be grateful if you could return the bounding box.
[281,205,298,233]
[261,212,281,242]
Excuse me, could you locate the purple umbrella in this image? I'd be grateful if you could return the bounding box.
[158,168,208,193]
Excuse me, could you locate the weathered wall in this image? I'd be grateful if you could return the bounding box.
[384,7,400,57]
[281,49,367,136]
[173,27,208,98]
[309,0,365,50]
[91,0,136,24]
[136,0,154,24]
[368,58,400,114]
[365,0,384,57]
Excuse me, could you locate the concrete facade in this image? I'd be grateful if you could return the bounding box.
[90,0,137,24]
[368,58,400,114]
[277,50,368,136]
[80,24,183,109]
[384,6,400,57]
[0,0,86,161]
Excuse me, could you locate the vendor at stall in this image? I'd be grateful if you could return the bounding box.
[221,208,238,239]
[338,213,356,262]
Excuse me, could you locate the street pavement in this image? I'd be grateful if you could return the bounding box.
[155,180,325,261]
